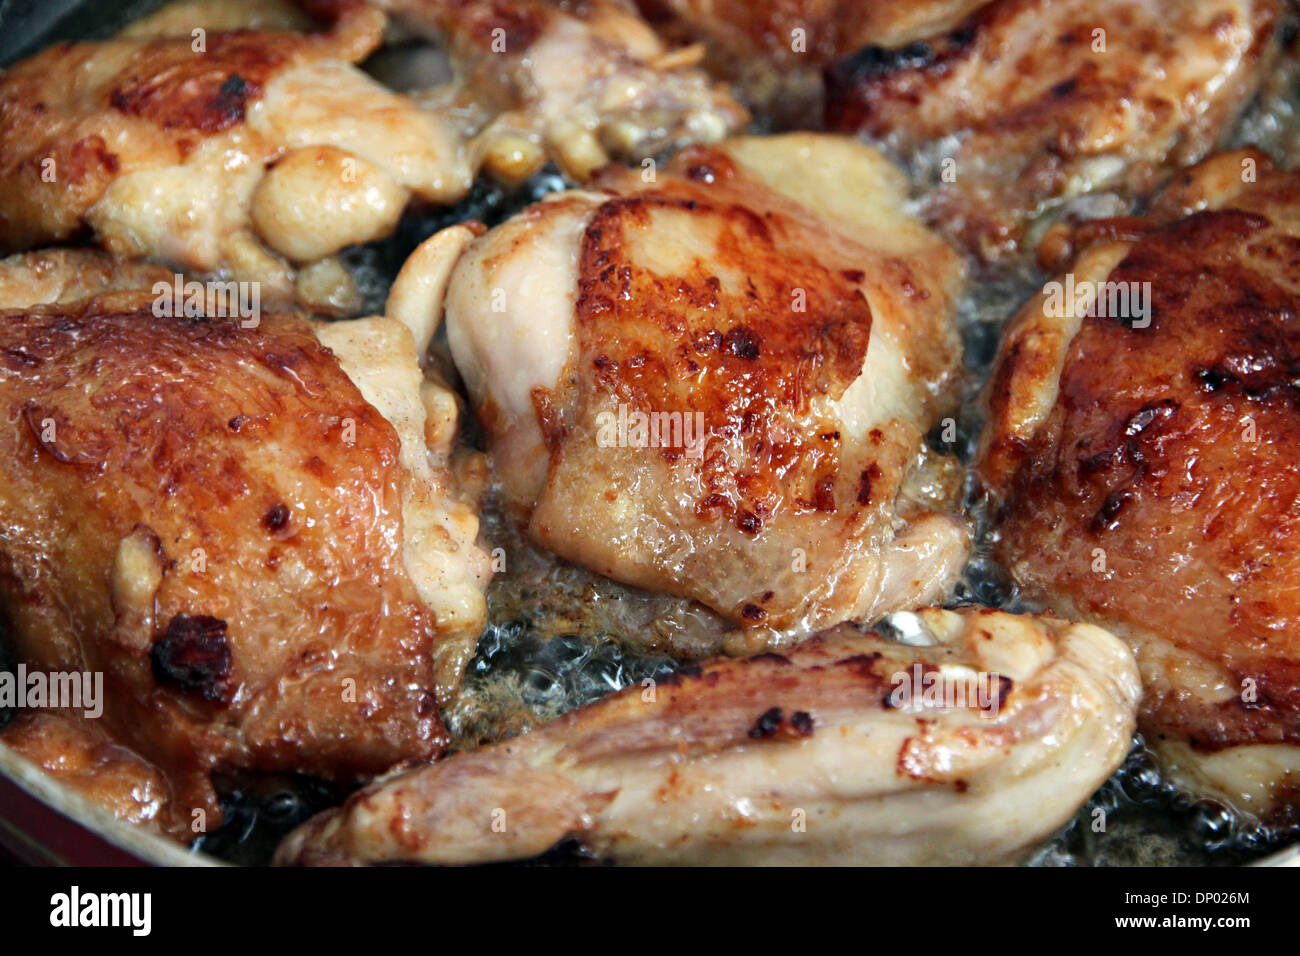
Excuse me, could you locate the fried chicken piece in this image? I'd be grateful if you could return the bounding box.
[119,0,314,35]
[350,0,749,181]
[633,0,986,123]
[0,0,744,308]
[437,133,968,646]
[0,249,491,835]
[825,0,1284,262]
[639,0,986,66]
[978,149,1300,819]
[0,3,468,311]
[275,607,1139,865]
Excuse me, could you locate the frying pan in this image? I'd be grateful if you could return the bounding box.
[0,0,1297,868]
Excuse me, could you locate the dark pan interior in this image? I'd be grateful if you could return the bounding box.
[0,0,171,65]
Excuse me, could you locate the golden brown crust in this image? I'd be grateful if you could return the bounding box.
[575,153,874,535]
[0,289,448,828]
[106,33,291,134]
[980,158,1300,759]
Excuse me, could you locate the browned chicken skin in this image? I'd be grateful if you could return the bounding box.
[7,0,1295,865]
[979,150,1300,819]
[0,0,745,310]
[635,0,986,122]
[0,251,490,835]
[0,6,447,309]
[276,607,1140,866]
[638,0,987,67]
[826,0,1284,262]
[442,134,969,648]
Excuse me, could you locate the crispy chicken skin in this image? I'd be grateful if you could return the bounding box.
[0,4,467,309]
[275,607,1139,866]
[440,134,968,643]
[825,0,1283,262]
[0,250,490,834]
[978,150,1300,819]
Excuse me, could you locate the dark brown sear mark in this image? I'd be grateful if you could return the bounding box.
[724,325,761,360]
[857,463,882,505]
[749,706,784,738]
[263,502,290,533]
[151,614,233,704]
[748,706,817,740]
[1090,488,1133,534]
[108,33,288,133]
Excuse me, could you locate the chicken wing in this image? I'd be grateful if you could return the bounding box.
[437,133,969,647]
[825,0,1284,262]
[978,149,1300,820]
[275,607,1140,865]
[0,249,491,835]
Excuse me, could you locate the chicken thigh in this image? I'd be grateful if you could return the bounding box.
[638,0,986,67]
[979,150,1300,820]
[358,0,749,181]
[275,607,1140,866]
[0,249,491,836]
[0,4,475,311]
[825,0,1284,262]
[439,133,969,646]
[634,0,986,122]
